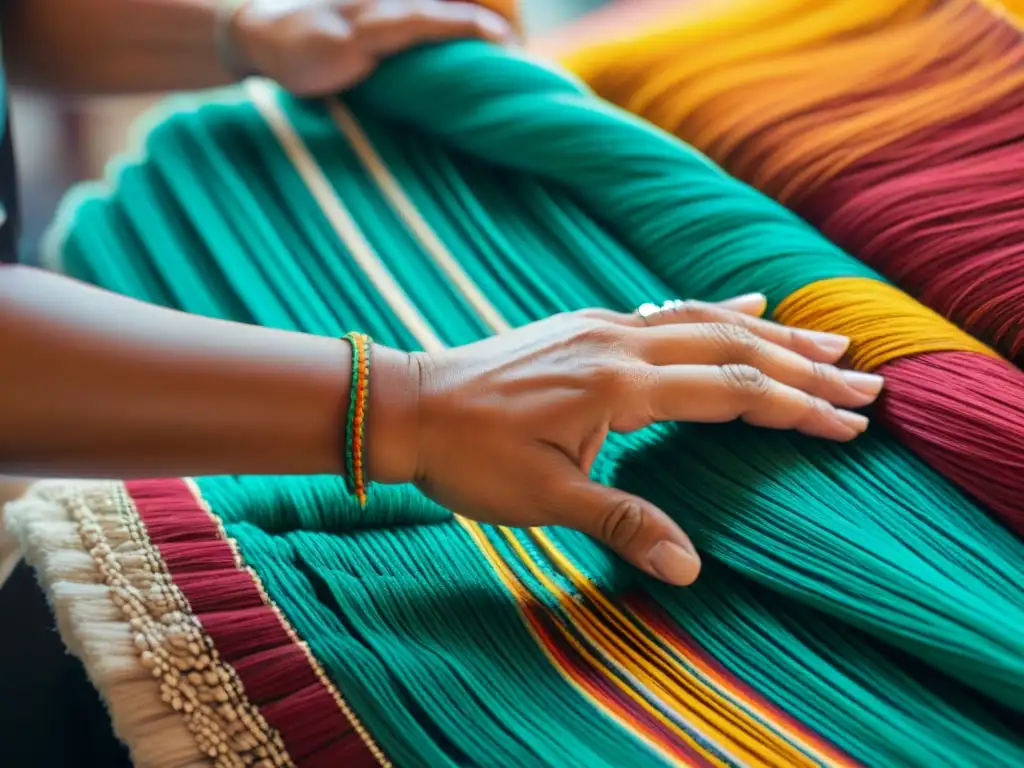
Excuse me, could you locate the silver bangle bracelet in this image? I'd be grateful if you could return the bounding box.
[214,0,257,80]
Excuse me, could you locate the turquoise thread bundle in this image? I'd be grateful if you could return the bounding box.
[351,44,883,311]
[200,474,450,533]
[47,42,1024,764]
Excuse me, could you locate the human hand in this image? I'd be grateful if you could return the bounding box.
[368,294,883,586]
[224,0,514,97]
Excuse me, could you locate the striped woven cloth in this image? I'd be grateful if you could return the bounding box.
[7,33,1024,768]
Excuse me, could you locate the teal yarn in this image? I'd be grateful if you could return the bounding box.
[611,423,1024,707]
[352,43,883,314]
[198,475,451,533]
[227,520,668,767]
[48,40,1024,765]
[558,525,1022,766]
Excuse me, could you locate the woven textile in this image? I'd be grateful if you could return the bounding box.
[7,35,1024,768]
[561,0,1024,530]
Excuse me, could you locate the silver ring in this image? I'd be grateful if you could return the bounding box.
[636,302,661,319]
[636,299,684,323]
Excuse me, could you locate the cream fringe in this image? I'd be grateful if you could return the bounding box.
[0,477,30,589]
[5,481,212,768]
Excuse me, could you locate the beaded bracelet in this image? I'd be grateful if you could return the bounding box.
[341,332,372,507]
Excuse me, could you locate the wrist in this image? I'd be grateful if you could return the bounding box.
[364,345,423,486]
[214,0,258,80]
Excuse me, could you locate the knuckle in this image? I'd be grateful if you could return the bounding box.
[809,360,841,387]
[593,361,645,400]
[600,498,645,551]
[705,323,765,359]
[669,299,708,322]
[807,394,837,418]
[469,7,495,28]
[575,307,617,323]
[783,325,801,351]
[576,321,627,351]
[529,474,564,515]
[720,364,772,397]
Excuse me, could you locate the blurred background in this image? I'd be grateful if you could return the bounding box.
[9,0,610,262]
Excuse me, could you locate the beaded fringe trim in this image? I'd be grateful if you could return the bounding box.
[5,481,387,768]
[6,481,236,767]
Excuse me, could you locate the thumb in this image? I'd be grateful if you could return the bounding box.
[548,474,701,586]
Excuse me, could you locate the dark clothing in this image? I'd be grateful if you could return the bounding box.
[0,563,133,767]
[1,31,20,263]
[0,12,132,766]
[0,118,18,262]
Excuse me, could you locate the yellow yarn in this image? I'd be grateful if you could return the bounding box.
[562,0,1024,204]
[990,0,1024,29]
[991,0,1022,14]
[631,0,932,126]
[774,278,1001,371]
[563,0,931,110]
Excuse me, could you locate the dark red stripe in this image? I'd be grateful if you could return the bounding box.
[125,478,380,768]
[626,593,847,756]
[524,603,713,765]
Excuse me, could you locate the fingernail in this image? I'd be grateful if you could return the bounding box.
[802,330,850,355]
[841,370,884,397]
[648,541,702,586]
[717,293,767,315]
[479,15,511,39]
[837,410,869,433]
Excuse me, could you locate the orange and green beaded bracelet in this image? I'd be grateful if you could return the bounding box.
[342,332,372,507]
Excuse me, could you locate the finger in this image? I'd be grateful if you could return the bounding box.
[353,1,512,58]
[545,473,701,586]
[604,296,850,363]
[577,293,766,327]
[650,298,851,362]
[642,364,869,441]
[644,293,771,317]
[630,323,883,408]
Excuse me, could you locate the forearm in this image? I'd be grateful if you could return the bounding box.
[3,0,236,94]
[0,266,413,480]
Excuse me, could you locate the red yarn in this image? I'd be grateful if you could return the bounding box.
[814,147,1024,362]
[231,645,322,702]
[125,479,380,768]
[154,539,240,573]
[525,602,703,760]
[171,570,264,612]
[200,606,292,656]
[786,79,1024,530]
[798,91,1024,364]
[875,352,1024,533]
[303,735,392,768]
